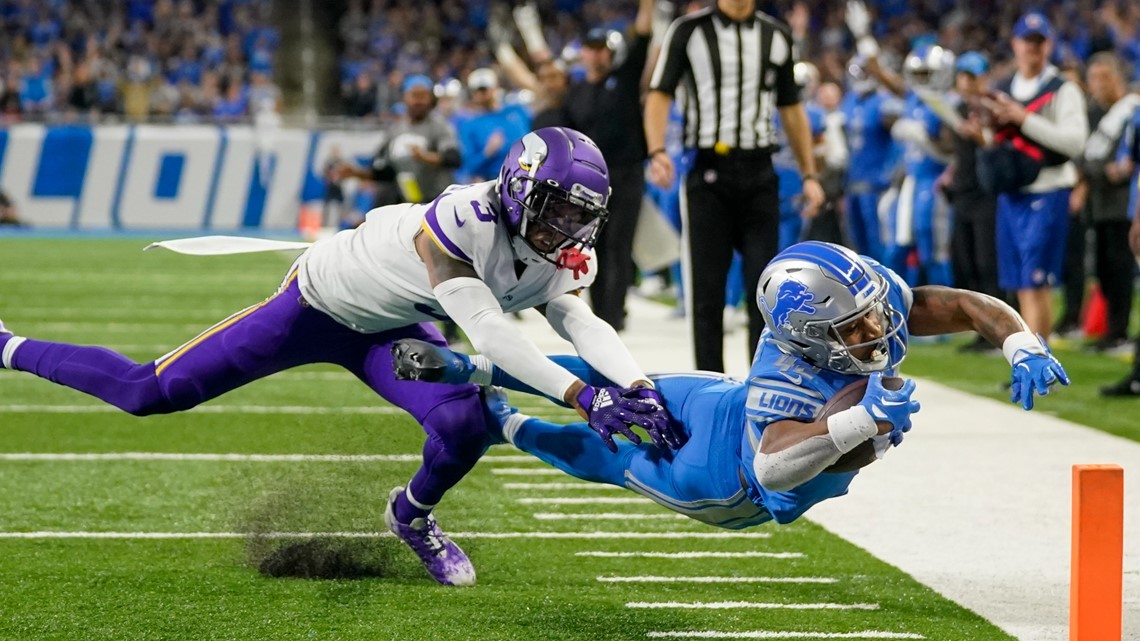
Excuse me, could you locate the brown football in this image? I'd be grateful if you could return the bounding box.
[819,376,905,473]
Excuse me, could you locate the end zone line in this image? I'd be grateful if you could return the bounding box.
[0,531,772,540]
[627,602,877,610]
[578,551,804,559]
[600,576,835,584]
[646,632,924,639]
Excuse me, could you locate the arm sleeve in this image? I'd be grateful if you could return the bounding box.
[543,294,649,388]
[648,17,690,95]
[1020,81,1088,159]
[433,277,580,401]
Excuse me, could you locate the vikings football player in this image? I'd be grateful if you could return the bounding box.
[0,127,677,585]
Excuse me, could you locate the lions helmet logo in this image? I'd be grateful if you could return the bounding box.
[761,279,817,329]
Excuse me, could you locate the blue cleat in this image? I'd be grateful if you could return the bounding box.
[391,339,473,383]
[383,486,476,586]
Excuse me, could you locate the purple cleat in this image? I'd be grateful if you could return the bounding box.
[383,486,476,586]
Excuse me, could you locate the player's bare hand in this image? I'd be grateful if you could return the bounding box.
[648,153,675,189]
[800,177,825,219]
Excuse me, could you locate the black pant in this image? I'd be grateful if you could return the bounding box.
[1092,219,1135,341]
[590,162,644,331]
[949,191,1001,299]
[1057,214,1087,331]
[684,152,779,372]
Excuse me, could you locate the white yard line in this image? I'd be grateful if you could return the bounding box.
[0,452,537,463]
[577,551,804,559]
[502,483,625,490]
[533,512,685,520]
[0,531,772,540]
[0,405,405,414]
[490,468,567,475]
[519,498,654,505]
[626,602,877,610]
[646,632,924,639]
[599,576,836,584]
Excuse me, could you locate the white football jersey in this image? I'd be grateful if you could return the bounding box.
[297,181,597,333]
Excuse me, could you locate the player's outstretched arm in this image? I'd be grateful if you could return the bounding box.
[415,233,663,450]
[908,286,1070,410]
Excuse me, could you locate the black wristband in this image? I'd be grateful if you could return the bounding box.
[648,148,667,159]
[802,173,821,182]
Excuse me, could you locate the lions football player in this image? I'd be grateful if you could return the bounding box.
[0,127,676,585]
[394,241,1068,528]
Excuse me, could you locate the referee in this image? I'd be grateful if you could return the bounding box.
[645,0,824,373]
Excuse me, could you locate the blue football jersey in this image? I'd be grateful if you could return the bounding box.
[738,260,913,524]
[899,92,948,180]
[842,89,903,189]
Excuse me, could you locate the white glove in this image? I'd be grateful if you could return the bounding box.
[512,2,547,55]
[890,119,928,145]
[845,0,872,39]
[651,0,675,47]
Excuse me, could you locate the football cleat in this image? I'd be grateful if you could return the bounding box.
[383,486,476,586]
[391,339,473,383]
[0,317,10,337]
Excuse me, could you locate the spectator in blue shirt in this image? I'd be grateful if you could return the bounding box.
[455,68,531,183]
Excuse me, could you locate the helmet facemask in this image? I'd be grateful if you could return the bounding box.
[507,176,608,266]
[801,284,905,374]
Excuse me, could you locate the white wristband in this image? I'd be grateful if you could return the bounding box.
[826,405,878,453]
[1002,331,1045,366]
[856,36,880,59]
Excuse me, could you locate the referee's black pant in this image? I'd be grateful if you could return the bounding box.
[949,190,1001,300]
[590,162,644,331]
[683,151,779,372]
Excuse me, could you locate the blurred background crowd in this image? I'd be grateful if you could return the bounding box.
[1,0,1139,394]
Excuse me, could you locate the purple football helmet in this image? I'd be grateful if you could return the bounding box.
[497,127,611,265]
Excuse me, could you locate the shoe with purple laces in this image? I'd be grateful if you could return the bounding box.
[383,486,476,586]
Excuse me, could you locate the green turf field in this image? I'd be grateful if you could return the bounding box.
[0,238,1039,640]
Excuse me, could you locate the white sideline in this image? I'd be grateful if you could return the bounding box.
[646,633,924,639]
[0,531,771,540]
[626,602,877,610]
[510,299,1140,641]
[599,576,835,584]
[577,551,804,559]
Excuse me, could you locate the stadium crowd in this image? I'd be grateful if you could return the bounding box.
[0,0,1138,393]
[0,0,280,123]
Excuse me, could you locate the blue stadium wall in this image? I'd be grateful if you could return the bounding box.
[0,124,384,230]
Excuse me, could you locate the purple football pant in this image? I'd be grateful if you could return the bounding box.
[9,271,488,510]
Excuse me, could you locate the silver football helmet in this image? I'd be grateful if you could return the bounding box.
[903,44,956,92]
[756,242,906,374]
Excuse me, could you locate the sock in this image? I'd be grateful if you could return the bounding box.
[393,487,434,525]
[1,335,25,369]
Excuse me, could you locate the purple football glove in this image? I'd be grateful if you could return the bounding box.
[575,385,654,453]
[621,387,687,450]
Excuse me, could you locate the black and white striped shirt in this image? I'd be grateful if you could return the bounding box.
[650,6,799,151]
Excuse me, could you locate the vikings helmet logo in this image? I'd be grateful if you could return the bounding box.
[761,279,817,329]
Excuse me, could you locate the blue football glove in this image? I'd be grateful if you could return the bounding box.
[1009,336,1070,411]
[856,372,921,447]
[576,385,657,453]
[620,387,687,450]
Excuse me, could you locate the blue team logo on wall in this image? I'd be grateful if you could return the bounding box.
[762,279,816,328]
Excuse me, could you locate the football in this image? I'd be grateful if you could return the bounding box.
[819,376,906,473]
